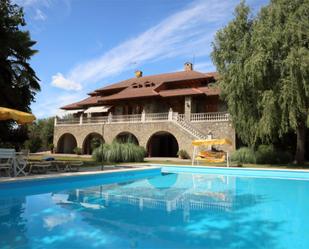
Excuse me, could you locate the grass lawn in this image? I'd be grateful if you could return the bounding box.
[29,154,309,170]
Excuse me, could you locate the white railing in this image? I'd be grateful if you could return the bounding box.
[190,112,229,122]
[55,111,230,126]
[145,112,169,122]
[83,116,108,124]
[111,114,142,123]
[56,118,80,125]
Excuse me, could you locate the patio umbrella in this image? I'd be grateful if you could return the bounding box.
[0,107,36,124]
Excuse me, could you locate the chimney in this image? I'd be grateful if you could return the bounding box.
[184,62,193,71]
[135,70,143,78]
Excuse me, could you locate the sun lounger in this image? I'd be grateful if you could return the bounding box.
[29,161,52,174]
[66,161,83,172]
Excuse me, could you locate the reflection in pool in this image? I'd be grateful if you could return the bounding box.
[0,172,308,249]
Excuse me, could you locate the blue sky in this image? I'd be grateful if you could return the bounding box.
[14,0,268,118]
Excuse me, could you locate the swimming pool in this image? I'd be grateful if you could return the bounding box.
[0,166,309,249]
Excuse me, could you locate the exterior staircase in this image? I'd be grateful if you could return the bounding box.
[173,114,208,140]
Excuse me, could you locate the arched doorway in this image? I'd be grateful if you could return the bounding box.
[82,133,104,155]
[115,132,139,145]
[147,131,179,157]
[57,133,77,154]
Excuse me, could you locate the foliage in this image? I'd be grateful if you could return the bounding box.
[73,147,82,155]
[90,137,102,150]
[211,0,309,163]
[23,117,54,151]
[177,149,190,159]
[24,136,42,153]
[0,0,40,145]
[231,145,292,164]
[231,147,256,164]
[92,142,146,163]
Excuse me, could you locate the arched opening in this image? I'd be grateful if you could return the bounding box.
[147,131,179,157]
[115,132,139,145]
[82,133,104,155]
[57,133,77,154]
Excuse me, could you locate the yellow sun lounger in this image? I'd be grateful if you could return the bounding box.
[191,138,232,167]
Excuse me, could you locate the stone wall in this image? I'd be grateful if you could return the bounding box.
[54,120,235,156]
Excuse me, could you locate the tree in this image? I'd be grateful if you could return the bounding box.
[212,0,309,164]
[24,117,54,152]
[0,0,40,144]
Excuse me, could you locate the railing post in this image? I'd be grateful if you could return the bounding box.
[168,108,173,121]
[108,112,112,123]
[141,110,146,122]
[79,115,83,125]
[54,117,57,126]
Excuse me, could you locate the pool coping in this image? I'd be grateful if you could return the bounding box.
[147,163,309,172]
[0,166,160,184]
[1,163,309,183]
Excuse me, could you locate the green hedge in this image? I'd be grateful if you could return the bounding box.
[231,145,292,164]
[92,142,146,163]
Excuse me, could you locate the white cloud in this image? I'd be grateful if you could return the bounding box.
[33,9,47,21]
[51,73,82,91]
[31,90,84,118]
[51,0,237,89]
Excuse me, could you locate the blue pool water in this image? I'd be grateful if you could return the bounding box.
[0,167,309,249]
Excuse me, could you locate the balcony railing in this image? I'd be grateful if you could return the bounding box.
[55,111,230,126]
[190,112,230,122]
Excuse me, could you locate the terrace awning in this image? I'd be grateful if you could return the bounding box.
[65,109,85,114]
[84,106,112,114]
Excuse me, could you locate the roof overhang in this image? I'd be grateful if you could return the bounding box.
[65,109,85,114]
[84,106,112,113]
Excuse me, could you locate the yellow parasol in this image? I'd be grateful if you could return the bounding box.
[192,138,232,146]
[0,107,36,124]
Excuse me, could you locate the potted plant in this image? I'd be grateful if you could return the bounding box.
[177,149,190,159]
[49,143,54,154]
[73,147,82,155]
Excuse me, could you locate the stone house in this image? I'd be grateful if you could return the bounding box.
[53,62,235,157]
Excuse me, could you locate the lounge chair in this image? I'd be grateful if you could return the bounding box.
[195,151,226,163]
[66,161,83,172]
[29,161,52,174]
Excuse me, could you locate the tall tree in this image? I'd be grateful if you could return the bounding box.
[212,0,309,164]
[0,0,40,144]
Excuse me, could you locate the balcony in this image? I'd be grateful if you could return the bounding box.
[55,111,230,126]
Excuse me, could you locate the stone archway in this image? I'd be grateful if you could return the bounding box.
[147,131,179,157]
[114,132,139,145]
[82,133,104,155]
[57,133,77,154]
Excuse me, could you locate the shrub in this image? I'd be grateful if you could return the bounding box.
[92,142,146,163]
[231,147,256,164]
[177,149,190,159]
[24,136,42,153]
[73,147,82,155]
[255,145,276,164]
[231,145,293,164]
[90,137,102,150]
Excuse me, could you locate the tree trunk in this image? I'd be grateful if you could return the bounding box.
[295,121,306,165]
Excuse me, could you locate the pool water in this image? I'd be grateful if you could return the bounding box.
[0,169,309,249]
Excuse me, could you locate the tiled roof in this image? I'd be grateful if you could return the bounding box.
[158,88,203,97]
[60,70,219,110]
[95,70,210,92]
[61,96,102,110]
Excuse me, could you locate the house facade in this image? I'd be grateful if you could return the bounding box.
[53,63,235,157]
